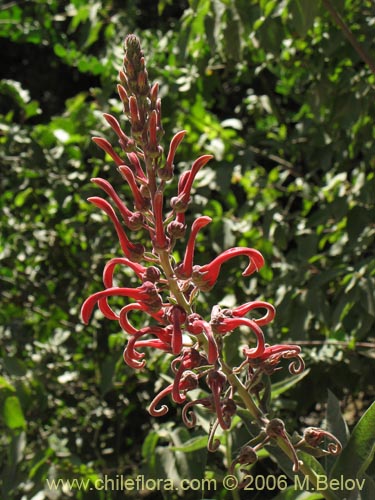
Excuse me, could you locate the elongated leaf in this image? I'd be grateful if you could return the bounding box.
[169,435,208,452]
[330,401,375,497]
[271,369,310,398]
[323,390,350,475]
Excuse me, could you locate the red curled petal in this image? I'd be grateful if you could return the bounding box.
[119,303,145,334]
[103,257,146,287]
[193,247,265,291]
[175,216,212,279]
[232,300,276,326]
[149,385,172,416]
[88,197,144,260]
[217,317,265,358]
[91,178,135,226]
[177,155,213,205]
[81,286,150,324]
[200,321,219,364]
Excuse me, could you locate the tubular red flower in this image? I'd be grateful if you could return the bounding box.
[171,348,206,403]
[186,317,219,364]
[148,109,158,152]
[152,190,169,250]
[232,300,276,326]
[128,95,142,132]
[92,137,124,166]
[124,325,172,369]
[87,196,144,261]
[244,343,304,374]
[301,427,342,455]
[171,155,213,211]
[182,397,214,428]
[207,370,230,430]
[117,83,129,108]
[103,113,133,148]
[150,82,159,108]
[166,130,187,169]
[192,247,265,291]
[117,165,148,211]
[103,257,147,287]
[167,306,187,355]
[91,178,137,227]
[214,317,265,358]
[149,371,198,417]
[126,152,146,180]
[81,282,161,324]
[175,216,212,279]
[266,419,301,472]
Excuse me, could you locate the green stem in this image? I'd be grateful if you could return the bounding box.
[158,249,191,312]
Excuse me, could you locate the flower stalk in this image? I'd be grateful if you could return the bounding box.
[81,34,342,494]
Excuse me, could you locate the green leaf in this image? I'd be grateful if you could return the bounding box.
[169,435,208,452]
[271,369,310,398]
[330,401,375,497]
[2,396,26,430]
[326,389,350,448]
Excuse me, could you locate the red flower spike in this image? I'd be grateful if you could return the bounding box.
[171,155,213,211]
[214,317,265,358]
[232,300,276,326]
[207,370,230,430]
[117,165,148,212]
[175,216,212,279]
[92,137,124,166]
[87,197,144,261]
[152,190,169,250]
[91,178,136,227]
[192,247,265,292]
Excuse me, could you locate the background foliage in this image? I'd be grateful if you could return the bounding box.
[1,0,374,499]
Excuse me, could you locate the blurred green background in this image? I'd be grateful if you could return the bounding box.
[1,0,374,499]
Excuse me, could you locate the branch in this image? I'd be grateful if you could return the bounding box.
[323,0,375,76]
